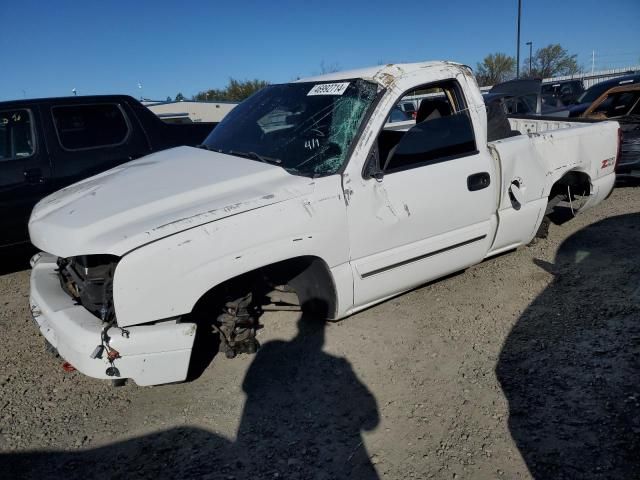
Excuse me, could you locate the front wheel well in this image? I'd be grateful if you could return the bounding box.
[190,256,338,320]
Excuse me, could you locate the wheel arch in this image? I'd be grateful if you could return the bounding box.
[190,255,339,320]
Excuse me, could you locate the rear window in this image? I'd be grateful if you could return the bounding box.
[0,109,35,161]
[52,104,129,150]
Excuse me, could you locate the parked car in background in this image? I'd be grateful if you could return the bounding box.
[485,79,569,117]
[27,61,619,385]
[569,72,640,117]
[582,84,640,178]
[541,79,584,105]
[0,95,217,247]
[398,100,417,118]
[387,105,413,123]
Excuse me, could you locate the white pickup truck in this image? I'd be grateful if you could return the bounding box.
[28,62,620,385]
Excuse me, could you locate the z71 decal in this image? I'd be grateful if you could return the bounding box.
[601,157,615,169]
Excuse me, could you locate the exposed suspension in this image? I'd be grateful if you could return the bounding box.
[213,293,261,359]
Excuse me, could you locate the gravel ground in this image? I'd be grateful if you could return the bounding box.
[1,186,639,479]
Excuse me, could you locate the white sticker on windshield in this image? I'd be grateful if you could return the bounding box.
[307,82,350,96]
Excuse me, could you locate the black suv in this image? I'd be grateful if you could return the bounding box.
[0,95,216,247]
[541,79,584,105]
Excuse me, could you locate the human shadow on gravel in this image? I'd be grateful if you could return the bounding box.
[2,307,380,479]
[1,426,233,480]
[497,213,640,479]
[232,308,380,479]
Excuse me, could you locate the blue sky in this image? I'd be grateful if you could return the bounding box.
[1,0,638,101]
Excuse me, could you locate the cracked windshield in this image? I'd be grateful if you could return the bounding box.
[203,79,378,176]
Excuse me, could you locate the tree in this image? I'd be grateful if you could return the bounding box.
[165,96,172,102]
[475,53,516,86]
[174,92,186,102]
[524,44,580,79]
[193,78,270,102]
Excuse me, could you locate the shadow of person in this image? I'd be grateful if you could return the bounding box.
[497,213,640,479]
[233,305,380,479]
[1,426,233,480]
[2,307,380,479]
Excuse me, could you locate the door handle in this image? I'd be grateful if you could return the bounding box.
[24,168,44,184]
[467,172,491,191]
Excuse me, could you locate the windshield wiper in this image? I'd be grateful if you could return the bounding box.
[228,150,282,165]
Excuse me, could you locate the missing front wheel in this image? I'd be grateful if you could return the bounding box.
[213,292,261,359]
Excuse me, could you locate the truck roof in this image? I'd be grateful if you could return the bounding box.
[298,61,468,86]
[0,94,139,108]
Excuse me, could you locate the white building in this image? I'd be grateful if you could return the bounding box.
[144,100,238,124]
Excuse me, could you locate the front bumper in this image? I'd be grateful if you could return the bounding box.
[30,253,197,386]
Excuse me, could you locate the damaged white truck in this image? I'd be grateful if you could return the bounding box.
[28,62,620,385]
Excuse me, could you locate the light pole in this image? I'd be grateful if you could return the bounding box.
[526,41,532,77]
[516,0,522,78]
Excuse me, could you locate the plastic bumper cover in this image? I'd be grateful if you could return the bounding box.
[30,253,197,386]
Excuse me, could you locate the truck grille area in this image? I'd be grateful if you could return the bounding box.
[57,255,119,322]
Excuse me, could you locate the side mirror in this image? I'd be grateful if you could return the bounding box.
[364,148,384,181]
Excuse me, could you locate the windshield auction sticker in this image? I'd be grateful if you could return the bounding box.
[307,82,350,96]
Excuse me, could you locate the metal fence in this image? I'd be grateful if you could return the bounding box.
[479,65,640,91]
[544,65,640,88]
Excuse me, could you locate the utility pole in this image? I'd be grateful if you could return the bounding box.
[516,0,522,78]
[526,41,532,76]
[591,50,595,75]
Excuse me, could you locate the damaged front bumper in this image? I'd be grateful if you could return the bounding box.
[30,253,197,386]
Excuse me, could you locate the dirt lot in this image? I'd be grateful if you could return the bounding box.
[1,186,639,479]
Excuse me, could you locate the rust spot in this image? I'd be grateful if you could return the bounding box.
[376,72,396,88]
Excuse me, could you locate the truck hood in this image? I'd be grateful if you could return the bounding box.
[29,146,314,257]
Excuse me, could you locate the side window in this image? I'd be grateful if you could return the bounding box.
[374,81,477,174]
[610,92,640,116]
[0,109,35,161]
[593,92,640,117]
[52,104,129,150]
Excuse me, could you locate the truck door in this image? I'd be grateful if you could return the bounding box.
[45,100,150,192]
[347,80,497,308]
[0,105,51,246]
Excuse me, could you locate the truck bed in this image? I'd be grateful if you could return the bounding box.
[486,117,619,254]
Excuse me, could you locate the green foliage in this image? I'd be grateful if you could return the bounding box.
[193,78,270,102]
[475,53,516,86]
[174,92,186,102]
[523,44,580,78]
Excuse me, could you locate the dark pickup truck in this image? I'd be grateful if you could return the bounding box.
[0,95,216,247]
